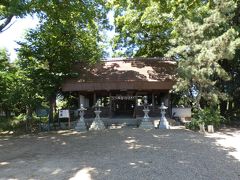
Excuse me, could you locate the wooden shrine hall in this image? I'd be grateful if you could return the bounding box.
[61,57,176,119]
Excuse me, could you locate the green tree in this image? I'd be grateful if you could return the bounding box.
[0,48,12,114]
[110,0,174,57]
[111,0,240,111]
[0,49,18,113]
[17,0,108,122]
[168,0,240,108]
[217,3,240,117]
[110,0,206,57]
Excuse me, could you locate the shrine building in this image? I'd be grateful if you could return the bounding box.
[61,57,176,119]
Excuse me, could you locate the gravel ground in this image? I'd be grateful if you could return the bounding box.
[0,127,240,180]
[206,127,240,162]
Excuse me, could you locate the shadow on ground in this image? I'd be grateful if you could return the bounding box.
[0,128,240,180]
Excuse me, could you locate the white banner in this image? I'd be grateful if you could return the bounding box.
[111,96,136,100]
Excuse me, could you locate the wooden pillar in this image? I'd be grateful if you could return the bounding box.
[164,93,170,107]
[93,92,96,105]
[135,92,138,107]
[78,92,80,108]
[167,92,171,117]
[79,95,85,107]
[109,92,112,118]
[152,92,155,111]
[134,92,138,118]
[162,92,170,117]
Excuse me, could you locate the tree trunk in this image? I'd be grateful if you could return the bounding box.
[234,99,240,109]
[220,101,227,116]
[195,86,202,110]
[228,101,233,112]
[48,94,56,130]
[0,15,14,33]
[26,105,33,132]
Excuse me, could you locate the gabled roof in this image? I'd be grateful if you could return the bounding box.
[62,58,176,91]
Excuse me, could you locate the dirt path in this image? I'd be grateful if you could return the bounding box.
[0,128,240,180]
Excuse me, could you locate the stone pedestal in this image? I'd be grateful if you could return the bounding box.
[140,121,153,129]
[208,125,214,133]
[140,108,153,129]
[159,116,170,129]
[75,120,87,132]
[89,110,105,130]
[143,109,150,119]
[199,123,206,134]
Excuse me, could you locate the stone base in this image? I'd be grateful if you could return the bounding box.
[89,119,105,130]
[208,125,214,133]
[140,121,153,129]
[159,119,170,129]
[199,123,206,134]
[75,121,87,132]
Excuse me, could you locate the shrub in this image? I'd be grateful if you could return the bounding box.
[0,114,48,133]
[185,119,199,131]
[186,107,225,130]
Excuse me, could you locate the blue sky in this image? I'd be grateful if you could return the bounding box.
[0,15,39,62]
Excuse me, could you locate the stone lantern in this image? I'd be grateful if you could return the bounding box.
[143,96,150,120]
[75,104,87,131]
[140,96,153,129]
[89,100,105,130]
[159,102,170,129]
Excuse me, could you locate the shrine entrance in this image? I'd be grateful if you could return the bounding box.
[111,96,136,118]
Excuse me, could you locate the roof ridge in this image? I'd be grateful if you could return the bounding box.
[101,57,173,62]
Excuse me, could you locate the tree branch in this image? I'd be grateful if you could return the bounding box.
[0,15,14,33]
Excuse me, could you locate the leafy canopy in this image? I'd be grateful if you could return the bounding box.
[168,0,240,108]
[16,1,109,118]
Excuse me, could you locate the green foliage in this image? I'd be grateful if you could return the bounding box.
[110,0,173,57]
[57,94,78,110]
[218,48,240,117]
[185,119,200,131]
[16,1,109,121]
[0,114,48,133]
[168,0,240,108]
[1,1,109,126]
[0,49,11,106]
[1,0,240,129]
[111,0,240,112]
[0,0,109,33]
[0,48,21,113]
[0,115,27,132]
[186,108,225,130]
[110,0,213,57]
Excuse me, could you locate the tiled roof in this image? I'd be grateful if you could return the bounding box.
[62,58,176,91]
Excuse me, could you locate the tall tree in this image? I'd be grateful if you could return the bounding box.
[168,0,240,108]
[0,49,27,116]
[111,0,240,110]
[0,49,12,113]
[218,2,240,115]
[110,0,207,57]
[110,0,173,57]
[17,0,109,121]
